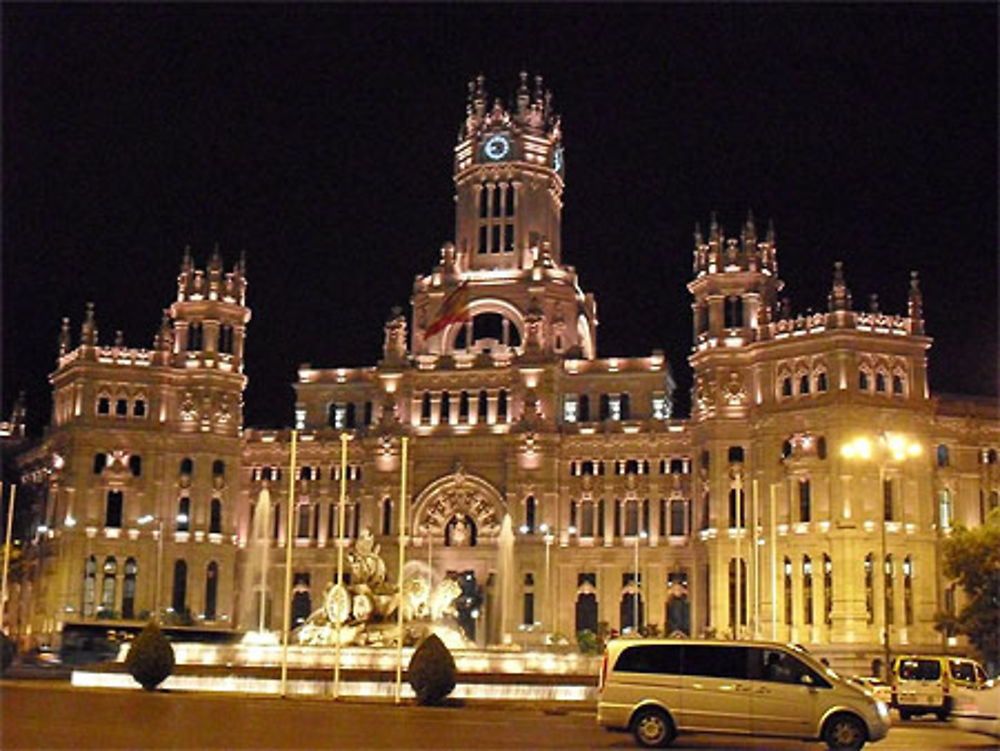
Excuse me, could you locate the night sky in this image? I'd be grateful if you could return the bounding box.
[3,4,997,434]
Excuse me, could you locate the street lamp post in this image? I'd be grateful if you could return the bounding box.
[841,432,922,681]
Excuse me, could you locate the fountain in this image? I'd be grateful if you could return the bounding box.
[497,513,516,644]
[240,487,278,644]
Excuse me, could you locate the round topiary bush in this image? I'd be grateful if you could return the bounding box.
[124,622,174,691]
[0,631,17,675]
[407,632,456,705]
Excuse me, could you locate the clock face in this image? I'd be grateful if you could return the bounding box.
[483,134,511,161]
[553,146,564,174]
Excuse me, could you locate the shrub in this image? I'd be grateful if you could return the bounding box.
[576,629,601,655]
[0,631,16,674]
[407,632,456,705]
[124,622,175,691]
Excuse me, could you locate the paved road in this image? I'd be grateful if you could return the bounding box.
[1,683,995,750]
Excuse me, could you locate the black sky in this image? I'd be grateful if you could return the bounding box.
[3,4,997,433]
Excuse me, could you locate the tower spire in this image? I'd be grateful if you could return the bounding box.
[827,261,852,312]
[908,270,924,334]
[58,316,71,357]
[80,302,98,347]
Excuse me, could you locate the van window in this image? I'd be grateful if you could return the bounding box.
[614,644,682,674]
[898,659,941,681]
[683,645,748,679]
[754,647,830,688]
[949,660,976,682]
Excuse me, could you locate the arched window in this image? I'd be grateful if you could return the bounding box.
[440,392,451,423]
[101,556,117,616]
[937,445,949,467]
[180,457,194,476]
[799,479,811,523]
[884,555,895,626]
[297,503,311,539]
[381,498,392,536]
[210,498,222,534]
[129,455,142,477]
[115,397,128,416]
[670,499,686,536]
[724,296,744,328]
[172,559,188,614]
[420,392,432,423]
[205,561,218,620]
[187,322,203,351]
[783,557,793,626]
[105,491,123,528]
[799,374,810,394]
[939,489,952,529]
[859,370,870,391]
[816,371,828,392]
[802,556,813,626]
[523,573,535,626]
[903,556,913,626]
[93,453,107,475]
[728,558,747,630]
[133,398,147,417]
[459,391,470,421]
[123,558,137,619]
[525,496,536,534]
[892,374,904,395]
[212,460,225,478]
[176,497,191,532]
[864,554,874,624]
[292,573,311,626]
[83,555,97,617]
[497,389,508,422]
[478,390,489,421]
[728,487,745,528]
[98,396,111,415]
[823,554,833,626]
[875,372,887,393]
[782,377,793,397]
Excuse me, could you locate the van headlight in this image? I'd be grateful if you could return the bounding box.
[876,701,889,720]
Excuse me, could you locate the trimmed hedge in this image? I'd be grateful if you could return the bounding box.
[407,632,456,705]
[124,622,175,691]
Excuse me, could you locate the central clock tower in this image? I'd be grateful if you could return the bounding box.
[453,72,564,271]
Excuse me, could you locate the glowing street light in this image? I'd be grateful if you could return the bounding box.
[840,431,922,680]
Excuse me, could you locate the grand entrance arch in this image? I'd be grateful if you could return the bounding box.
[412,467,507,544]
[411,467,509,645]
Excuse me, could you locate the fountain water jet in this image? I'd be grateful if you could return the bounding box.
[240,487,273,641]
[497,513,516,644]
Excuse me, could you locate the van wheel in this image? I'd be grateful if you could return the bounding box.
[631,707,675,748]
[935,709,948,721]
[823,713,866,751]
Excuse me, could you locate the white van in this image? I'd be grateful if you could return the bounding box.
[598,638,889,750]
[891,654,989,720]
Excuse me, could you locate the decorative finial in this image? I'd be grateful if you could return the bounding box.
[694,222,703,246]
[58,317,71,356]
[828,261,852,312]
[908,271,924,333]
[869,293,880,313]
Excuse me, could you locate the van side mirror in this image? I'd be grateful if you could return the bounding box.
[800,674,815,686]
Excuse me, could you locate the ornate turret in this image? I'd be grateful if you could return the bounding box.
[382,307,408,365]
[688,212,784,346]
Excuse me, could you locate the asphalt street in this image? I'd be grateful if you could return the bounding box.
[1,682,995,750]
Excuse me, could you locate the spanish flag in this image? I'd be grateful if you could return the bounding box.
[426,282,470,336]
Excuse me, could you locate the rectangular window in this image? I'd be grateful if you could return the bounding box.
[652,395,668,420]
[883,478,894,521]
[478,225,487,254]
[504,223,514,252]
[581,502,595,537]
[609,395,621,421]
[563,394,578,423]
[491,225,501,254]
[523,592,534,625]
[613,644,682,674]
[682,645,749,679]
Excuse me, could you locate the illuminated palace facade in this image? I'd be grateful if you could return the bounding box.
[12,74,1000,670]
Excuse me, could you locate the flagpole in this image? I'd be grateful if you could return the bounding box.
[395,436,409,703]
[1,483,16,633]
[334,432,349,699]
[280,429,298,697]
